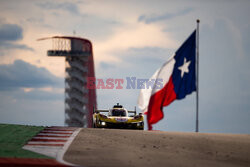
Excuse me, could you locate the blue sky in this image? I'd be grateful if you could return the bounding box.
[0,0,250,133]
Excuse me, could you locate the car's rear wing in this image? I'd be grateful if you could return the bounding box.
[93,107,109,114]
[128,106,137,115]
[93,106,137,115]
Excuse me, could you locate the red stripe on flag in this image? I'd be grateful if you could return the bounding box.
[147,76,177,130]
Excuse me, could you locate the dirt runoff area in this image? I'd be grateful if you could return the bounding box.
[64,128,250,167]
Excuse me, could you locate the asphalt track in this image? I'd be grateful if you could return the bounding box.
[64,128,250,167]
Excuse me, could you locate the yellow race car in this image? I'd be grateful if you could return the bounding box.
[93,103,144,130]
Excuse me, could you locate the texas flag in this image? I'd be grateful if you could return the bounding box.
[138,30,196,130]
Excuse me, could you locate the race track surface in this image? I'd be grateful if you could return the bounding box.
[64,128,250,167]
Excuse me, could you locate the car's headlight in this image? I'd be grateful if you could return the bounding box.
[101,122,106,126]
[137,122,143,126]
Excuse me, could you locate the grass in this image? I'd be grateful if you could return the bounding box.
[0,124,51,158]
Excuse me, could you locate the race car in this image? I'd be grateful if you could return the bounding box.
[93,103,144,130]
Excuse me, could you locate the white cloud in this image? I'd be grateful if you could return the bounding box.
[22,87,34,93]
[94,22,177,64]
[0,0,178,77]
[21,87,64,93]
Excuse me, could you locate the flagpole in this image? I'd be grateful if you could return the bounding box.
[196,19,200,132]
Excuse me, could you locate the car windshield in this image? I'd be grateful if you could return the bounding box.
[112,109,126,117]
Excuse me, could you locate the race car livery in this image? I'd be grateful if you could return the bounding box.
[93,103,144,130]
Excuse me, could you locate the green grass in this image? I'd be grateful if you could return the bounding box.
[0,124,51,158]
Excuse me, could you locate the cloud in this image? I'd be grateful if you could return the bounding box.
[26,17,44,24]
[138,7,193,24]
[36,1,80,15]
[94,22,177,64]
[95,47,175,89]
[18,88,64,101]
[0,24,23,41]
[0,60,63,90]
[121,47,171,64]
[0,23,34,51]
[0,42,34,51]
[99,62,116,70]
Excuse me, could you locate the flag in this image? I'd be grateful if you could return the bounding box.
[138,30,196,130]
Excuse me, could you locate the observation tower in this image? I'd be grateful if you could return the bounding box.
[39,36,97,127]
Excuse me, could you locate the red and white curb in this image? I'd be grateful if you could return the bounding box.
[23,126,81,166]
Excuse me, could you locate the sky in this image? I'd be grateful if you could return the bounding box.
[0,0,250,134]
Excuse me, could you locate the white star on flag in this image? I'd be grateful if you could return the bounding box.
[178,58,191,78]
